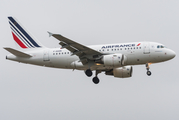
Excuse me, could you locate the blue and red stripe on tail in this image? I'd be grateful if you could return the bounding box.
[8,17,42,49]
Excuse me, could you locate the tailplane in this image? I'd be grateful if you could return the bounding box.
[4,47,32,57]
[8,17,45,49]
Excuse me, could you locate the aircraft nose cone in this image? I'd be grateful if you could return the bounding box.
[168,50,176,59]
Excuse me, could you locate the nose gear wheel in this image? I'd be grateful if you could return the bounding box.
[147,71,151,76]
[146,63,152,76]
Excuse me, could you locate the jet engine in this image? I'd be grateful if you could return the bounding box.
[96,54,127,67]
[105,66,133,78]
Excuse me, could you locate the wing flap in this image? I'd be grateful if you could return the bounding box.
[4,47,32,57]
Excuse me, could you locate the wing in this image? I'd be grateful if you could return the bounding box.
[48,32,103,60]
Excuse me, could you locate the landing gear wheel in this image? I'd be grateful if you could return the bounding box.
[147,71,152,76]
[85,69,93,77]
[146,63,152,76]
[92,77,100,84]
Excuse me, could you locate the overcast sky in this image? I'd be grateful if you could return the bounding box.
[1,0,179,120]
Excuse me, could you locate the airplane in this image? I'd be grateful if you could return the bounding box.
[4,17,176,84]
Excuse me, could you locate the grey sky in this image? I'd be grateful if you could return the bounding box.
[1,0,179,120]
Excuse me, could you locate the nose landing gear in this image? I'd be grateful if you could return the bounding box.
[147,70,151,76]
[146,63,152,76]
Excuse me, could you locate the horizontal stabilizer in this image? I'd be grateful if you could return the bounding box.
[4,47,32,57]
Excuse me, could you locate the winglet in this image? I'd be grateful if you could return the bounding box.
[47,31,53,37]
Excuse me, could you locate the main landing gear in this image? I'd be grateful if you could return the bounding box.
[85,69,101,84]
[92,77,99,84]
[146,63,152,76]
[85,69,93,77]
[92,70,101,84]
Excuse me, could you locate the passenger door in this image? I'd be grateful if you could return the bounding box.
[143,42,150,54]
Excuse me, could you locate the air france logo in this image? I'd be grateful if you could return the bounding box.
[137,43,141,46]
[101,44,135,49]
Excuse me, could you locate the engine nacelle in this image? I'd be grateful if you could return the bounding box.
[71,60,85,69]
[105,66,133,78]
[102,54,127,67]
[113,66,133,78]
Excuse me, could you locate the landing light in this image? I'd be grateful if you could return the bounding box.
[148,63,152,66]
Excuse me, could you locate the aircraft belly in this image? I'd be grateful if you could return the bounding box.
[49,55,78,69]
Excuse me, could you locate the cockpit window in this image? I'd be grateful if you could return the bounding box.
[157,45,166,48]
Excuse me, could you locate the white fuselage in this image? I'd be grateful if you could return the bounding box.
[6,41,176,71]
[6,16,176,84]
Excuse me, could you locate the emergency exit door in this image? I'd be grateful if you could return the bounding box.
[43,50,50,61]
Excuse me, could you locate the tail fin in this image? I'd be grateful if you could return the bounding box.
[8,17,45,49]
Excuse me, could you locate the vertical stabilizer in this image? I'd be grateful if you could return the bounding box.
[8,17,45,50]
